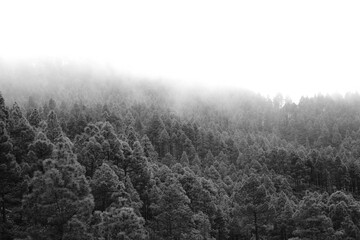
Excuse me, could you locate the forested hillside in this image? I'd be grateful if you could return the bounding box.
[2,61,360,240]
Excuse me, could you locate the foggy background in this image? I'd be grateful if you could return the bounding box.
[1,0,360,101]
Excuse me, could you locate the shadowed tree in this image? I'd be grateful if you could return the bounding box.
[91,163,124,211]
[95,206,148,240]
[159,128,170,158]
[28,108,42,128]
[8,103,35,162]
[0,92,9,122]
[141,135,158,162]
[150,176,194,239]
[233,174,275,240]
[203,150,215,168]
[180,151,190,166]
[146,113,165,154]
[26,132,54,173]
[0,121,23,240]
[45,110,63,143]
[23,152,94,240]
[293,191,334,240]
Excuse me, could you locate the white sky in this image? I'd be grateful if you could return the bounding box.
[1,0,360,101]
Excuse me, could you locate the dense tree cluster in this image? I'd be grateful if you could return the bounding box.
[2,61,360,239]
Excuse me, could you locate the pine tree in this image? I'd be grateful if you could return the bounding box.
[180,151,190,166]
[77,136,104,177]
[159,128,170,158]
[48,98,57,111]
[146,113,165,154]
[0,92,9,122]
[23,153,94,240]
[8,103,36,162]
[225,137,239,165]
[233,174,275,240]
[91,163,124,211]
[46,110,63,143]
[28,108,42,127]
[162,152,175,167]
[203,150,215,168]
[97,206,148,240]
[205,165,221,182]
[141,135,158,162]
[192,153,201,167]
[127,126,139,147]
[27,132,54,173]
[328,191,360,238]
[292,191,334,239]
[130,141,150,195]
[0,121,22,239]
[150,176,194,239]
[184,137,196,160]
[192,211,212,240]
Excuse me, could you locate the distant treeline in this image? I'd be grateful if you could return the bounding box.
[2,61,360,240]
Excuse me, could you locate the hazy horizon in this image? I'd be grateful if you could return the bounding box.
[1,0,360,101]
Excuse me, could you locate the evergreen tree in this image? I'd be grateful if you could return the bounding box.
[150,176,194,239]
[146,113,165,154]
[0,92,9,122]
[192,153,201,167]
[77,136,105,177]
[233,174,275,240]
[8,103,35,162]
[91,163,124,211]
[0,121,22,239]
[45,110,63,143]
[162,152,175,167]
[48,98,57,111]
[23,153,94,240]
[293,191,334,239]
[180,151,190,166]
[96,206,148,240]
[141,135,158,162]
[28,108,42,127]
[27,132,54,173]
[159,128,170,158]
[184,137,196,160]
[203,150,215,168]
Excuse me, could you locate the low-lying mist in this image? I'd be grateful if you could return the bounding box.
[1,58,359,126]
[0,58,264,113]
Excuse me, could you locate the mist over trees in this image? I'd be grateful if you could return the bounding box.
[2,60,360,239]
